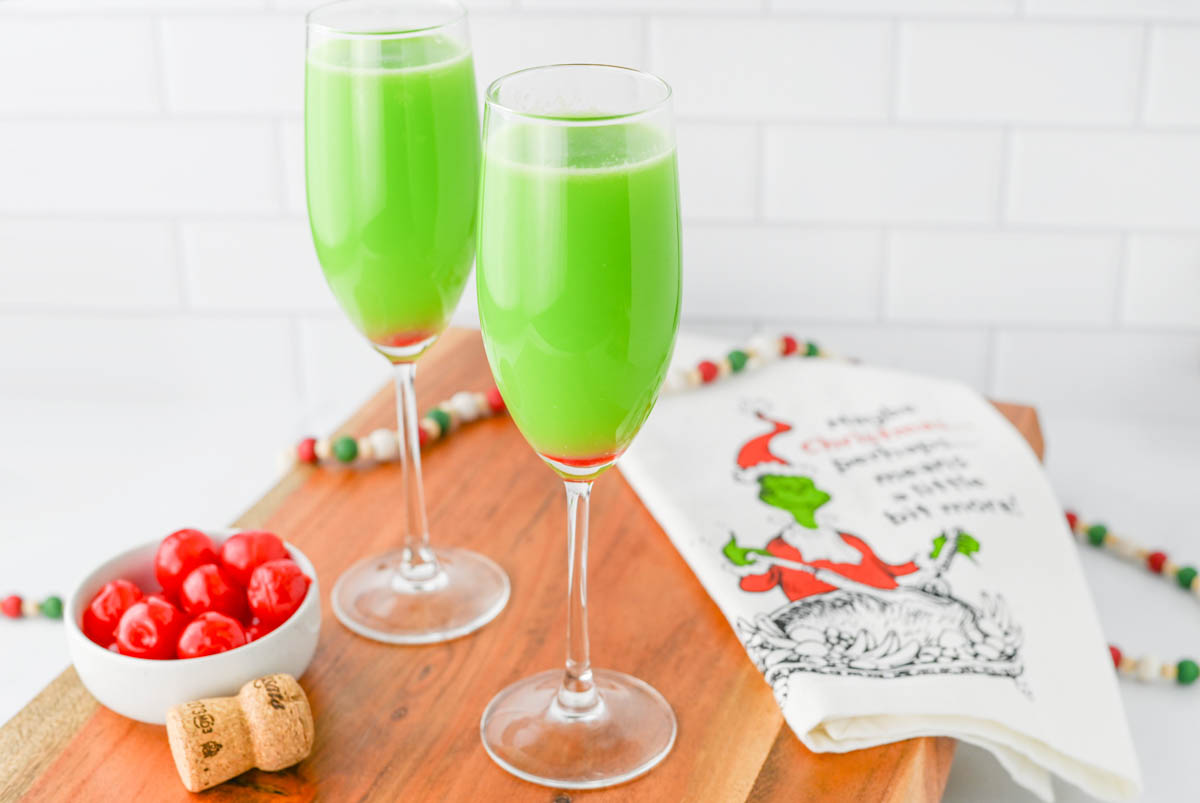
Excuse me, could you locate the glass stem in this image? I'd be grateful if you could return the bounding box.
[393,361,440,584]
[557,480,599,715]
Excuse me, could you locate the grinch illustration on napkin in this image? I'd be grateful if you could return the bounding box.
[619,337,1142,800]
[722,412,1023,703]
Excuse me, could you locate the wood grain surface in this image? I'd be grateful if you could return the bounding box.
[1,328,1042,803]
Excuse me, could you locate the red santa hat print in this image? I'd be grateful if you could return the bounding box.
[735,411,813,482]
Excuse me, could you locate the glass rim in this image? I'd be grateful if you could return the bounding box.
[485,63,673,124]
[306,0,466,40]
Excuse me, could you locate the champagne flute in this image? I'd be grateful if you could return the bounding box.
[305,0,509,644]
[476,64,682,788]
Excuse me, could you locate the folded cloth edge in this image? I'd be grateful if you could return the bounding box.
[799,711,1139,801]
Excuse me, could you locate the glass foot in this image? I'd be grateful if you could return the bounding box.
[480,668,677,789]
[331,547,510,644]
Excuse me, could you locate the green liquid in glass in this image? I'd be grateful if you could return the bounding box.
[477,123,682,470]
[305,35,479,357]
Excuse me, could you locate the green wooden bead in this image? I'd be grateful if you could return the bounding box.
[1177,659,1199,685]
[805,341,819,357]
[1177,566,1197,590]
[429,408,451,437]
[1086,524,1107,547]
[39,596,62,619]
[728,350,748,373]
[333,435,358,463]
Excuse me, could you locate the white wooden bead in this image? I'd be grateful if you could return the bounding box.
[473,392,490,418]
[356,437,374,462]
[1107,536,1140,562]
[277,447,297,473]
[368,428,399,461]
[449,391,479,422]
[22,598,40,617]
[1136,655,1162,683]
[662,370,686,394]
[314,438,332,461]
[747,335,777,362]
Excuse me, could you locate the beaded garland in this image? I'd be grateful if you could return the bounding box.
[1,594,63,621]
[660,333,832,393]
[1065,511,1200,686]
[284,335,829,469]
[287,386,507,469]
[3,332,1165,689]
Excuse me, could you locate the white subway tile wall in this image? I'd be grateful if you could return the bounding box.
[0,1,1196,423]
[896,22,1142,125]
[180,220,335,312]
[764,126,1004,223]
[161,17,304,114]
[683,227,883,321]
[887,231,1121,325]
[1145,27,1200,127]
[1123,236,1200,328]
[650,19,891,119]
[0,18,160,114]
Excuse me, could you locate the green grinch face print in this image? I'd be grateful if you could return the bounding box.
[757,474,830,529]
[727,410,1024,698]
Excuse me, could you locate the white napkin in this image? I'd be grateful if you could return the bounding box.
[619,332,1140,801]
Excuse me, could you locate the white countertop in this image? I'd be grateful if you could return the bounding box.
[2,393,1196,801]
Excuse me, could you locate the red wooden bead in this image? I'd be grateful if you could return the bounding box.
[1,595,21,618]
[781,335,799,356]
[1147,551,1167,574]
[1109,645,1122,668]
[485,386,506,414]
[297,437,317,463]
[1064,511,1078,532]
[697,360,719,383]
[418,426,430,447]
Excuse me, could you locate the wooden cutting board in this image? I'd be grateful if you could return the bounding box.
[0,328,1043,802]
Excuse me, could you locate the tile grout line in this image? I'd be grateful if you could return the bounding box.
[878,228,893,323]
[6,112,1200,135]
[273,120,295,215]
[754,123,768,222]
[2,303,1198,336]
[640,14,653,70]
[2,194,1200,236]
[1135,22,1154,124]
[288,315,310,407]
[2,7,1197,25]
[886,18,902,122]
[984,328,999,397]
[2,214,1200,237]
[149,16,172,114]
[995,126,1012,224]
[170,220,192,310]
[1113,232,1132,327]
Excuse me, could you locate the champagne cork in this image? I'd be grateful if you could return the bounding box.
[166,674,314,793]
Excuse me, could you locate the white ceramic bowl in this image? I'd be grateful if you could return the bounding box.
[65,530,321,725]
